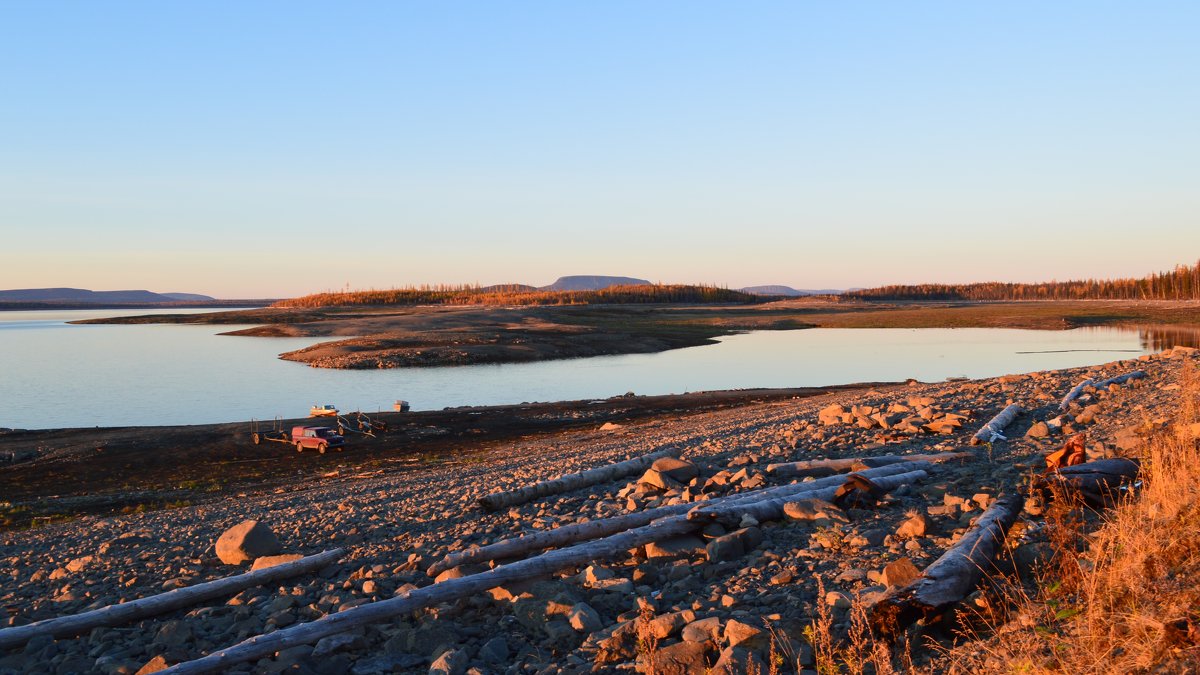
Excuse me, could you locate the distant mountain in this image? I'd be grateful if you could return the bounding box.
[739,285,849,296]
[540,276,652,291]
[0,288,215,303]
[160,292,216,302]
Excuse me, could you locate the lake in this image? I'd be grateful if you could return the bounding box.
[0,308,1172,429]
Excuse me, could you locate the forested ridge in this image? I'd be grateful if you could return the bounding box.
[849,261,1200,301]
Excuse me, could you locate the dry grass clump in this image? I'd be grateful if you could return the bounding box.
[949,365,1200,673]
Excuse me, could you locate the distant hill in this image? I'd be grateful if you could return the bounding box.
[739,285,848,296]
[160,292,216,302]
[540,276,652,291]
[0,288,215,304]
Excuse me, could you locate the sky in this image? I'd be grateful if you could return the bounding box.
[2,2,1198,298]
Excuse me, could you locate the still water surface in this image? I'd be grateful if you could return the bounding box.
[0,309,1159,429]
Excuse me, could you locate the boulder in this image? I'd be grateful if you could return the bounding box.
[567,602,603,633]
[647,640,709,674]
[215,520,281,565]
[681,616,722,644]
[641,457,699,490]
[1025,422,1051,439]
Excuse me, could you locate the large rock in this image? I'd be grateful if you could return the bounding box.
[215,520,281,565]
[640,457,700,490]
[646,640,709,674]
[428,648,467,675]
[645,535,706,560]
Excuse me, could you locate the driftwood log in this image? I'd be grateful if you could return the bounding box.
[869,493,1023,637]
[0,549,344,651]
[688,468,930,526]
[1059,370,1146,412]
[1043,458,1141,507]
[431,461,930,576]
[1058,379,1094,412]
[160,518,701,675]
[971,404,1022,445]
[477,448,679,511]
[765,452,971,478]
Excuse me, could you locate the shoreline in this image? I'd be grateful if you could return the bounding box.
[69,299,1200,369]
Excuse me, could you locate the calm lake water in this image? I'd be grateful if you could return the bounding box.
[0,308,1170,429]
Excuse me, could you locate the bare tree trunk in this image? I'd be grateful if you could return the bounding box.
[971,404,1022,445]
[477,448,679,511]
[765,452,971,478]
[1094,370,1146,388]
[159,519,700,675]
[869,493,1023,637]
[0,549,344,651]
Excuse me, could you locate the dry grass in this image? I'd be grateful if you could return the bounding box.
[945,364,1200,673]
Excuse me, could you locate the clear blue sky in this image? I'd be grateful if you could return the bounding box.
[2,2,1197,297]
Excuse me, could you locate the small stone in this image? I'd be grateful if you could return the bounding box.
[895,513,929,539]
[1025,422,1051,439]
[882,557,921,588]
[135,656,170,675]
[567,602,603,633]
[429,648,468,675]
[479,636,509,664]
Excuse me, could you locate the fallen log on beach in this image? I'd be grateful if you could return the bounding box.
[869,493,1023,637]
[1059,370,1146,411]
[765,452,971,478]
[971,404,1022,445]
[477,448,680,511]
[431,461,930,576]
[1042,458,1141,507]
[688,468,930,526]
[0,549,344,651]
[160,519,701,675]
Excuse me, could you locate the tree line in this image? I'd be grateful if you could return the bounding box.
[848,261,1200,301]
[273,284,763,308]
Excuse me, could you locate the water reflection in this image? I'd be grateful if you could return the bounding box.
[1137,325,1200,351]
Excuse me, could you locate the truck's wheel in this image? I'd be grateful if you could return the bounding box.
[296,443,303,453]
[252,433,261,445]
[318,443,327,454]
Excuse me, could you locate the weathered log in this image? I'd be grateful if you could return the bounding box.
[160,518,700,675]
[766,452,971,477]
[971,404,1022,445]
[0,549,344,651]
[1059,371,1146,412]
[431,461,926,576]
[869,493,1023,637]
[477,448,679,511]
[688,468,930,526]
[1044,458,1140,507]
[1094,370,1146,388]
[1058,378,1094,411]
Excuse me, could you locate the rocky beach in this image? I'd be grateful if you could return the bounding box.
[2,347,1197,674]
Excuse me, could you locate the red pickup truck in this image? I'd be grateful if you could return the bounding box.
[291,426,346,454]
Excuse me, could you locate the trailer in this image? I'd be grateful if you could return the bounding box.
[249,417,291,446]
[337,411,388,438]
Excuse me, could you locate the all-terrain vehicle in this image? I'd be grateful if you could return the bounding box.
[290,426,345,454]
